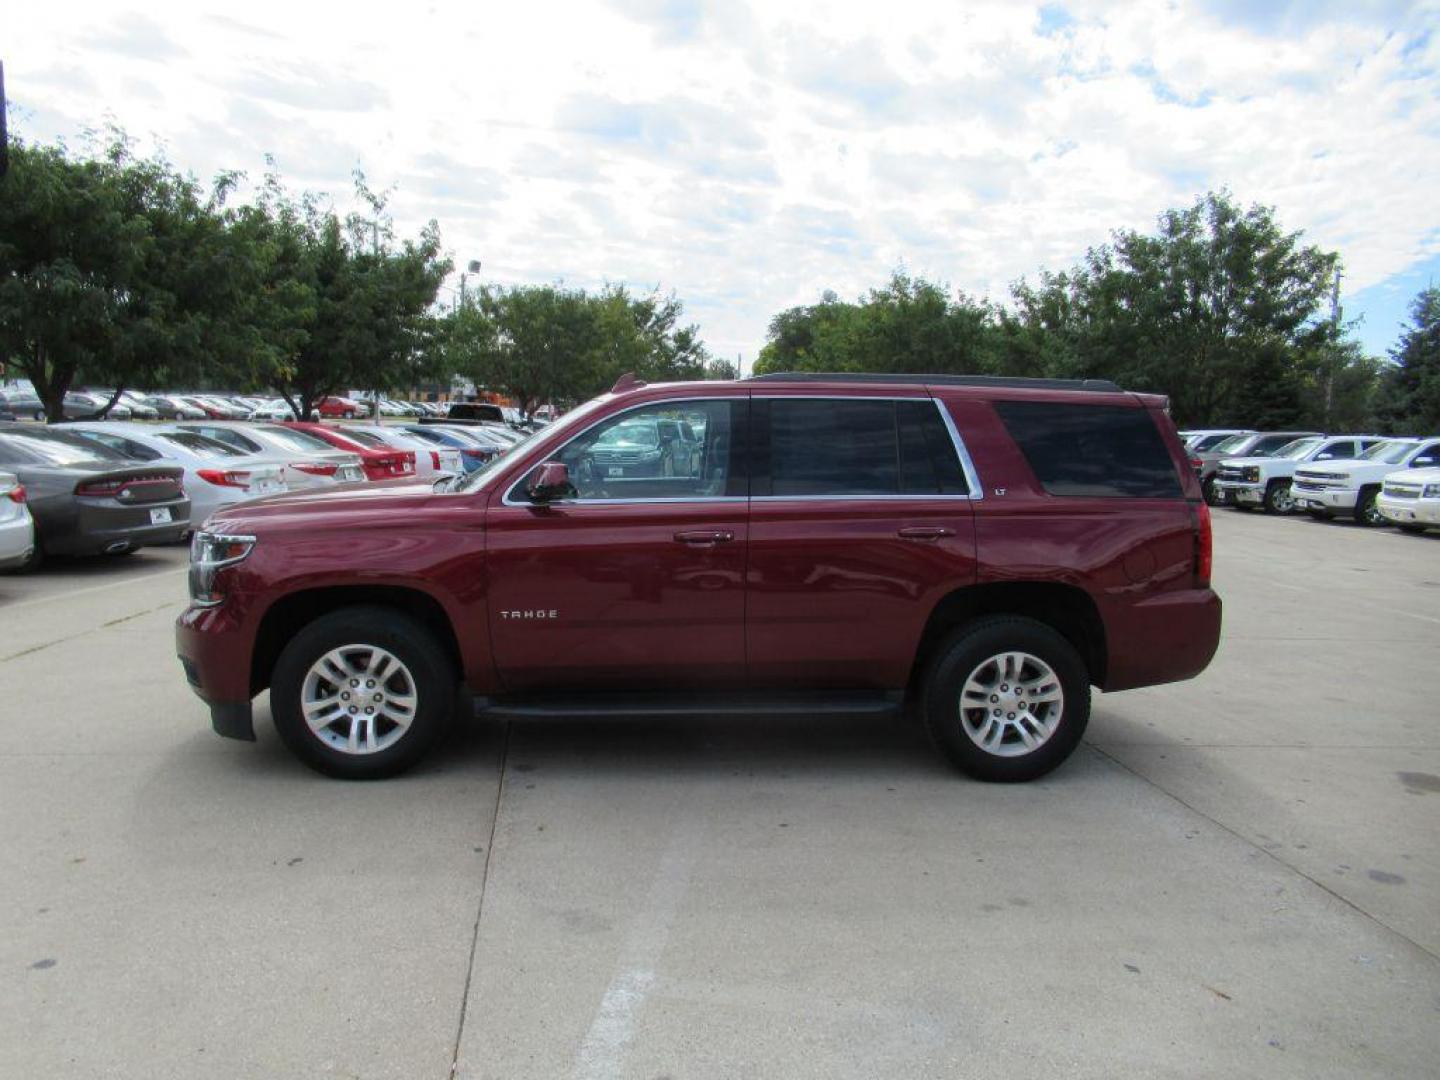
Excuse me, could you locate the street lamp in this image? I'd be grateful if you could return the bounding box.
[459,259,482,308]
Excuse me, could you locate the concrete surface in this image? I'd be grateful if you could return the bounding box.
[0,515,1437,1079]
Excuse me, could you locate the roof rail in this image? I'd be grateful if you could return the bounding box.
[745,372,1124,393]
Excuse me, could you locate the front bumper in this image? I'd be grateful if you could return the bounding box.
[176,600,256,740]
[1377,494,1440,526]
[1292,488,1358,513]
[1215,481,1264,505]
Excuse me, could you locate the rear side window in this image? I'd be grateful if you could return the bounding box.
[994,402,1181,498]
[755,398,967,497]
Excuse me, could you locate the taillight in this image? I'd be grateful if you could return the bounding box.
[460,447,492,459]
[292,462,339,476]
[75,477,125,497]
[196,469,248,488]
[5,483,25,503]
[430,450,441,470]
[1194,501,1213,587]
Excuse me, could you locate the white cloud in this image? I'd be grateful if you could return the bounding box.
[6,0,1439,361]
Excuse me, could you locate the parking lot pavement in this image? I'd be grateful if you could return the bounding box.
[2,514,1438,1079]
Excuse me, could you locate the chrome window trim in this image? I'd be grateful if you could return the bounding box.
[500,392,985,507]
[500,395,749,508]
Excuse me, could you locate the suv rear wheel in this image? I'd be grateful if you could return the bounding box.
[270,606,455,779]
[921,616,1091,782]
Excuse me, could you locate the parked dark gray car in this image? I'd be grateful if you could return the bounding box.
[0,426,189,568]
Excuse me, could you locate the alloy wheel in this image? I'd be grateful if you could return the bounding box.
[300,644,418,754]
[958,651,1065,757]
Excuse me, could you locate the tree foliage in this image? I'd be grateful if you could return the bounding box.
[757,193,1388,430]
[1376,286,1440,434]
[443,283,726,415]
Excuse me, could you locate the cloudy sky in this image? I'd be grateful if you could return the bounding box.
[8,1,1439,367]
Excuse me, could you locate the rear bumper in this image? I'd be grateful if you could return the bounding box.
[176,600,256,740]
[1101,587,1222,692]
[0,515,35,568]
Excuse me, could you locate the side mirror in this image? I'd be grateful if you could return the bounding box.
[527,461,573,503]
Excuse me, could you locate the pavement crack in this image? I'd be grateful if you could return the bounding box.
[1,601,177,664]
[448,718,512,1079]
[1087,742,1440,965]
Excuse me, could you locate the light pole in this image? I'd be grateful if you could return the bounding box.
[458,259,481,310]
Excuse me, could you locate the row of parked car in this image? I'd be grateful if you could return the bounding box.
[0,386,533,425]
[1181,428,1440,534]
[0,418,528,571]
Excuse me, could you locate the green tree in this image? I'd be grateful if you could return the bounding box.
[1009,191,1343,426]
[0,135,247,420]
[1376,286,1440,434]
[754,274,1001,375]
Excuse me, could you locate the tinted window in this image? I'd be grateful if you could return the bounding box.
[0,432,126,465]
[763,399,899,496]
[69,431,162,461]
[1250,435,1303,456]
[255,426,332,452]
[156,432,243,458]
[994,402,1182,498]
[898,401,968,494]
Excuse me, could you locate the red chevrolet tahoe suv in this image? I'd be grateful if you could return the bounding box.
[176,373,1221,781]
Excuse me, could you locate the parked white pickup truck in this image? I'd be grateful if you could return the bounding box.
[1376,467,1440,534]
[1214,435,1385,514]
[1292,438,1440,525]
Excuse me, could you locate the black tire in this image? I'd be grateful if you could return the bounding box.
[1263,480,1295,515]
[1398,524,1429,535]
[1201,476,1221,505]
[1355,486,1385,527]
[921,616,1091,782]
[269,605,456,779]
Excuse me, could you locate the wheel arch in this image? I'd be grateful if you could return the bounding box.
[250,585,464,696]
[909,581,1107,693]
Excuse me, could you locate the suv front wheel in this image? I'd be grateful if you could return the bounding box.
[921,616,1091,782]
[270,606,455,779]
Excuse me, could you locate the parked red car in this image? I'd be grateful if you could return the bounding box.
[280,422,415,481]
[315,396,364,420]
[180,373,1221,781]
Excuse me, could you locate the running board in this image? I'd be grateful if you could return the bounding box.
[473,690,904,719]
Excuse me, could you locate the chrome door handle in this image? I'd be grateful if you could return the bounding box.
[674,530,735,545]
[897,526,955,541]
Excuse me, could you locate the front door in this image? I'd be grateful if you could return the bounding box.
[485,397,749,692]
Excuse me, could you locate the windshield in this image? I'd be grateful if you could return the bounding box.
[257,427,336,453]
[1361,441,1417,464]
[452,395,611,493]
[596,421,659,449]
[1275,437,1323,460]
[157,431,244,458]
[0,431,127,465]
[1210,434,1251,454]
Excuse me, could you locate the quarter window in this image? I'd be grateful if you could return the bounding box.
[994,402,1181,498]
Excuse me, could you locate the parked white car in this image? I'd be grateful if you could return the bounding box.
[1292,438,1440,525]
[1214,435,1386,514]
[174,423,368,489]
[0,471,36,571]
[61,422,289,530]
[1376,467,1440,534]
[247,398,299,420]
[340,424,461,480]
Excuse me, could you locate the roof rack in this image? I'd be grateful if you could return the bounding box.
[745,372,1124,393]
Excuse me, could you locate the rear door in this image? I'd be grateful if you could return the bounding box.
[485,396,750,692]
[745,394,978,690]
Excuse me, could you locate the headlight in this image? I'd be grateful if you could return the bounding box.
[1242,467,1261,482]
[189,531,256,607]
[1424,484,1440,498]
